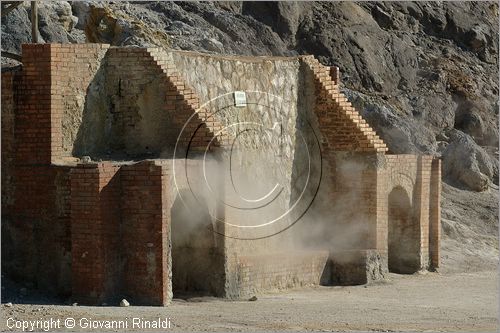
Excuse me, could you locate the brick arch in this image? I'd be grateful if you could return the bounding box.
[388,171,416,207]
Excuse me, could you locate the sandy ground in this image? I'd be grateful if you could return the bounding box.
[1,270,498,332]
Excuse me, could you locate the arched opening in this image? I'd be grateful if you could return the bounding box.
[171,190,224,298]
[388,186,420,274]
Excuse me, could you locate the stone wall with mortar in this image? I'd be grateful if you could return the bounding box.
[168,51,303,251]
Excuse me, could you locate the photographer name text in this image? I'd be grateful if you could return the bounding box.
[6,317,172,331]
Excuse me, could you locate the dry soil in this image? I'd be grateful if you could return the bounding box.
[1,270,498,332]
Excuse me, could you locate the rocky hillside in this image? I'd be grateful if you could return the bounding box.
[2,1,498,271]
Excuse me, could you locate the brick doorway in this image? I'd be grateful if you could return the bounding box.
[387,187,420,274]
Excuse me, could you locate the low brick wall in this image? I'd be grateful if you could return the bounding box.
[228,251,330,298]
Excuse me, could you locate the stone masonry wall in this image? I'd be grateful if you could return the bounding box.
[166,51,303,252]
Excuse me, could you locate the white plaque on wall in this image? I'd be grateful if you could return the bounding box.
[234,91,247,107]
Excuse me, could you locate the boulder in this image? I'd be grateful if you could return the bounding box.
[71,1,94,30]
[442,130,498,191]
[119,299,130,307]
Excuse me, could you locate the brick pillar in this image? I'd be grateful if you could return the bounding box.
[16,44,55,164]
[375,159,389,255]
[70,162,121,304]
[429,158,441,269]
[121,161,171,305]
[329,66,340,84]
[415,156,432,270]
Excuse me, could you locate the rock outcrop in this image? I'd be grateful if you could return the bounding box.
[442,130,499,191]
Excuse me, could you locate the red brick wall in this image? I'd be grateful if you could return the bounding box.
[70,161,170,305]
[1,69,18,211]
[2,44,111,299]
[75,47,222,158]
[330,152,380,250]
[3,51,75,295]
[14,44,109,163]
[121,161,170,305]
[378,154,419,255]
[16,44,53,164]
[2,44,443,304]
[2,165,72,295]
[415,156,433,267]
[146,48,226,150]
[2,56,73,290]
[70,163,121,304]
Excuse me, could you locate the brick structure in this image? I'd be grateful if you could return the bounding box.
[1,44,441,305]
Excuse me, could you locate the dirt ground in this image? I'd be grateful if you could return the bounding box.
[1,270,497,332]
